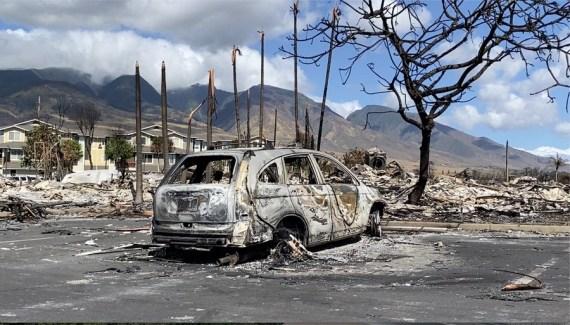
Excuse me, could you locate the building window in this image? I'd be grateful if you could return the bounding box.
[8,131,21,141]
[144,154,153,164]
[10,149,23,161]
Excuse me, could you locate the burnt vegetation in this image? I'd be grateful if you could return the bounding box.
[282,0,570,204]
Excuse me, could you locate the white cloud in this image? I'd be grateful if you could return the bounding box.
[445,66,560,130]
[327,99,362,118]
[449,105,483,129]
[555,122,570,135]
[308,95,362,118]
[522,146,570,160]
[0,0,316,51]
[0,28,309,91]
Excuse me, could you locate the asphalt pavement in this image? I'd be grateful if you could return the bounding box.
[0,218,568,322]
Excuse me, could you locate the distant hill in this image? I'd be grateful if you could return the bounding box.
[0,67,553,169]
[346,105,550,169]
[100,75,161,111]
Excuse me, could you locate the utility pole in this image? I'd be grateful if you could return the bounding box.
[273,108,277,147]
[246,89,251,147]
[232,46,242,148]
[160,61,169,172]
[505,140,509,183]
[134,62,143,207]
[317,7,338,151]
[292,0,300,144]
[304,105,309,148]
[36,96,41,120]
[207,69,215,149]
[258,30,265,141]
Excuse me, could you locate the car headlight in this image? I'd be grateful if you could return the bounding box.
[167,199,178,214]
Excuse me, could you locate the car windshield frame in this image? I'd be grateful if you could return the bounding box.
[162,153,239,186]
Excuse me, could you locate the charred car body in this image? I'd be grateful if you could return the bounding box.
[152,148,384,248]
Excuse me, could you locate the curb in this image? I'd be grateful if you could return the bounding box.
[380,221,570,234]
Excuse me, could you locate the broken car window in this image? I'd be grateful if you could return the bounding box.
[284,156,317,185]
[316,156,355,185]
[259,163,280,184]
[168,156,236,185]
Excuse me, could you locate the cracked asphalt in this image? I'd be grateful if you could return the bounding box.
[0,217,568,322]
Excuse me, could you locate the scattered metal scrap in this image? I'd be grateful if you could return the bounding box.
[495,269,545,291]
[0,196,92,221]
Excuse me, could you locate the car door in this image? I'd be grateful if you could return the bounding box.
[284,155,333,245]
[314,155,361,240]
[253,159,296,226]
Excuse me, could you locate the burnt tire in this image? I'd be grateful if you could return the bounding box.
[275,218,307,246]
[368,209,382,237]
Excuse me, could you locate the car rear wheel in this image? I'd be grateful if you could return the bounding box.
[275,218,307,246]
[368,209,382,237]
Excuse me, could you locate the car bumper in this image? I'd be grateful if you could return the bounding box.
[151,219,252,248]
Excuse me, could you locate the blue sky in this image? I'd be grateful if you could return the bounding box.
[0,0,568,157]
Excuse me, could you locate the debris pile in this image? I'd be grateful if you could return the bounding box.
[350,164,570,225]
[0,172,162,221]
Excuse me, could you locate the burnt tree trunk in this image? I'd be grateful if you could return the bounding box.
[246,89,251,147]
[134,62,143,206]
[232,47,241,147]
[259,31,265,141]
[161,61,169,172]
[408,124,433,204]
[86,138,93,170]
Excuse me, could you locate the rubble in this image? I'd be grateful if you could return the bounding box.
[350,164,570,225]
[0,172,162,221]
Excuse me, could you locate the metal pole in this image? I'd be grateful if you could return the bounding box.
[505,140,509,182]
[317,7,338,151]
[273,108,277,146]
[293,1,300,144]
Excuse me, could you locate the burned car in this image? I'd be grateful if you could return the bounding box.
[152,148,384,248]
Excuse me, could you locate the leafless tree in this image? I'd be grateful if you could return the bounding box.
[285,0,570,204]
[71,102,101,170]
[54,96,71,180]
[552,153,567,183]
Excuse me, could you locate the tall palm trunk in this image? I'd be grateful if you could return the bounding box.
[259,31,265,141]
[232,46,242,147]
[134,62,143,206]
[161,61,169,172]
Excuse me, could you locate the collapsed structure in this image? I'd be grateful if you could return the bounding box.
[350,163,570,225]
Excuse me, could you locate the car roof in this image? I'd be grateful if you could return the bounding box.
[180,147,340,171]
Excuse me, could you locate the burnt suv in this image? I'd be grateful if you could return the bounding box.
[152,148,384,248]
